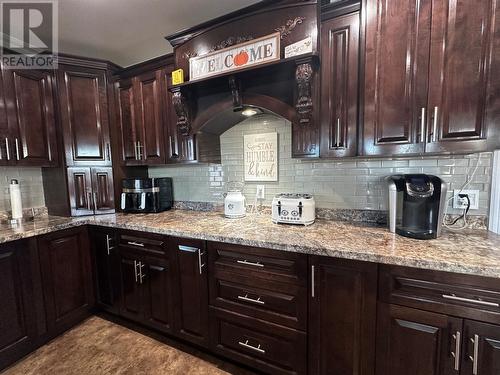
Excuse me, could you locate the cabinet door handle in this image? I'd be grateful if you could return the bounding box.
[105,234,114,255]
[469,334,479,375]
[236,259,264,268]
[137,141,143,160]
[139,262,146,284]
[442,294,499,307]
[432,106,439,142]
[311,265,315,298]
[238,294,265,305]
[105,143,111,161]
[15,138,20,160]
[197,249,205,275]
[127,241,145,247]
[133,260,138,283]
[93,192,98,212]
[5,138,10,160]
[336,118,341,147]
[238,340,265,354]
[134,142,138,160]
[451,331,461,371]
[420,107,426,143]
[86,192,92,211]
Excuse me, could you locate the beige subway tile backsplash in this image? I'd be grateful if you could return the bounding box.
[149,114,493,216]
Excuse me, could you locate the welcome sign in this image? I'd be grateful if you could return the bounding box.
[189,33,280,81]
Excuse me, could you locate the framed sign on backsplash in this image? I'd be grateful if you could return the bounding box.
[244,132,278,182]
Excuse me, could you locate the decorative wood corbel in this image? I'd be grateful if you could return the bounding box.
[229,76,242,111]
[295,60,314,125]
[171,87,191,136]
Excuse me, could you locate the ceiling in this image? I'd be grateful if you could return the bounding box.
[58,0,261,67]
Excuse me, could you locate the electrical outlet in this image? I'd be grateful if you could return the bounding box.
[453,189,480,210]
[256,185,265,199]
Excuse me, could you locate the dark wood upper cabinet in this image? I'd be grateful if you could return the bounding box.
[362,0,431,156]
[376,303,460,375]
[116,69,166,165]
[38,227,94,335]
[463,320,500,375]
[309,256,377,375]
[425,0,500,153]
[67,167,115,216]
[171,237,209,347]
[0,240,39,371]
[2,69,58,166]
[57,65,112,166]
[320,12,360,158]
[0,65,8,165]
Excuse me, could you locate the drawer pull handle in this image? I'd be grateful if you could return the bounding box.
[238,340,265,354]
[127,241,145,247]
[236,260,264,268]
[442,294,499,307]
[238,294,265,305]
[178,245,199,253]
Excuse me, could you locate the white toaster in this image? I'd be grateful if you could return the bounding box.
[272,193,315,225]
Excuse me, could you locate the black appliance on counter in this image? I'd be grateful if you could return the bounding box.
[386,174,447,240]
[120,178,173,213]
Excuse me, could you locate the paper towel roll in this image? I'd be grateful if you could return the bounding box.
[9,179,23,220]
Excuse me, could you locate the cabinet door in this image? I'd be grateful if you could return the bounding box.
[91,167,115,214]
[134,70,166,165]
[118,251,143,322]
[165,71,197,163]
[115,78,140,165]
[171,237,209,347]
[0,241,38,370]
[90,228,120,314]
[3,69,58,166]
[142,257,174,334]
[58,66,111,166]
[376,304,461,375]
[363,0,431,155]
[67,167,94,216]
[425,0,500,153]
[320,12,360,158]
[38,227,94,334]
[309,256,377,375]
[463,320,500,375]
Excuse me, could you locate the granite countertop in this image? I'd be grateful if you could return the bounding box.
[1,210,500,278]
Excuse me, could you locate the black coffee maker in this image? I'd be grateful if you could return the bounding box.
[386,174,447,240]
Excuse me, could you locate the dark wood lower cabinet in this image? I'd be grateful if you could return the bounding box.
[170,237,209,347]
[376,303,460,375]
[0,240,40,370]
[90,227,120,314]
[38,227,95,336]
[309,256,377,375]
[463,320,500,375]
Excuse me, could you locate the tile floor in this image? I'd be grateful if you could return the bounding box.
[2,316,256,375]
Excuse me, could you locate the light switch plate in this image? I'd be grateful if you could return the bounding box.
[453,189,480,210]
[256,185,265,199]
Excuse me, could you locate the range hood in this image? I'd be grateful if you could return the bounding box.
[165,0,321,160]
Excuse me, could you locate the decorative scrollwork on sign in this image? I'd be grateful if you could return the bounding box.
[295,62,313,125]
[275,17,306,39]
[172,89,191,135]
[208,35,254,53]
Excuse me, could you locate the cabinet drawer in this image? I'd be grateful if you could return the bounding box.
[208,241,307,286]
[209,307,306,375]
[210,269,307,330]
[380,265,500,322]
[118,230,167,257]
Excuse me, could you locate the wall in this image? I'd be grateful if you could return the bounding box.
[149,115,492,216]
[0,167,45,213]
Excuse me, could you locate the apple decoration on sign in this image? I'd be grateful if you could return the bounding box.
[234,50,249,66]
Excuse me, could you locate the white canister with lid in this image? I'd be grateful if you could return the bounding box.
[9,179,23,220]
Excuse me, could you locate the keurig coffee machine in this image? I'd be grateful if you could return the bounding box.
[386,174,447,239]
